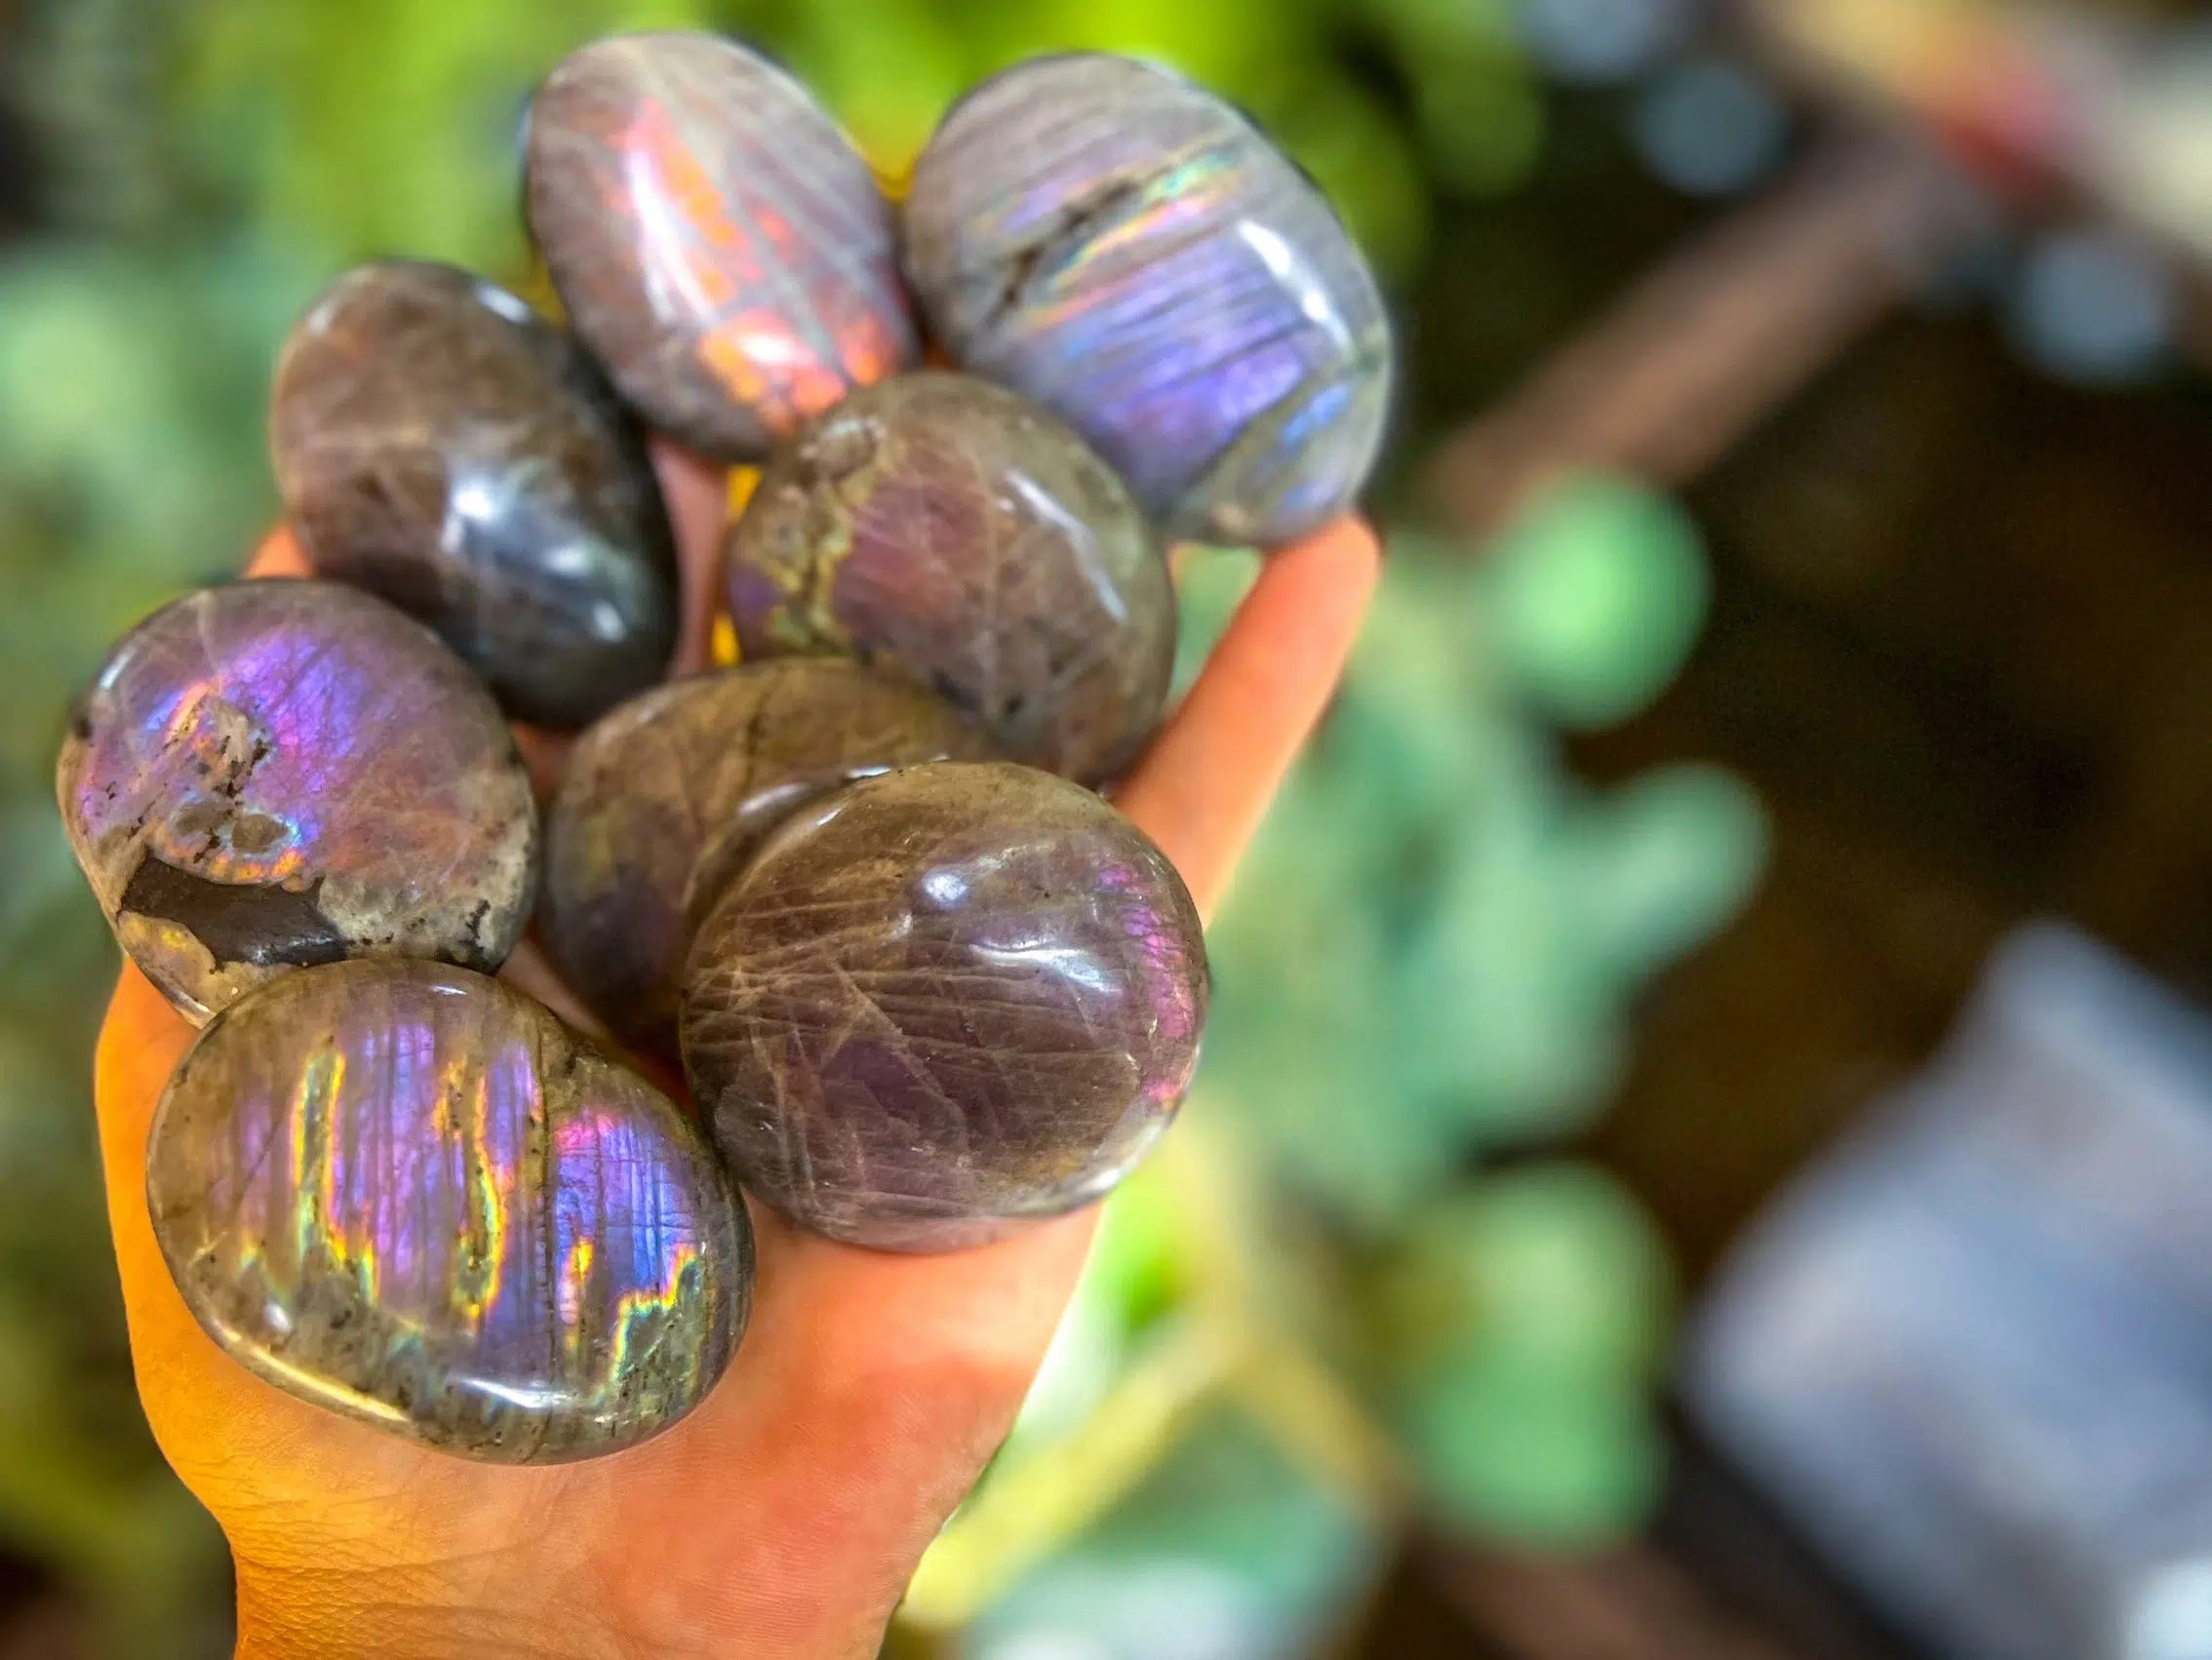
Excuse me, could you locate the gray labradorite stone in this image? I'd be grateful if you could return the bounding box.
[723,373,1176,785]
[542,658,995,1054]
[270,259,679,730]
[148,959,752,1462]
[682,762,1208,1252]
[903,53,1393,548]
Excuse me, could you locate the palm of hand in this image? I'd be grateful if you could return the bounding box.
[93,444,1377,1660]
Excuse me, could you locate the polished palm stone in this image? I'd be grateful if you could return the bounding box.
[148,960,751,1462]
[724,373,1175,784]
[526,31,918,461]
[543,658,995,1052]
[58,581,536,1025]
[682,762,1208,1251]
[270,259,679,730]
[61,584,539,1026]
[902,53,1393,548]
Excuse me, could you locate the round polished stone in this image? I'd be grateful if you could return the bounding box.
[542,658,994,1052]
[682,762,1208,1251]
[725,373,1174,784]
[270,259,679,730]
[58,581,537,1025]
[903,53,1394,548]
[526,31,919,461]
[148,960,751,1462]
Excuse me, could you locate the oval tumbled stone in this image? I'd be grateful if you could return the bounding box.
[526,31,918,461]
[903,53,1394,548]
[58,581,536,1025]
[543,658,995,1053]
[270,259,679,730]
[682,762,1208,1251]
[725,373,1175,784]
[148,959,751,1462]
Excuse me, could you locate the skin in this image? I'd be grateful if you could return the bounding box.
[95,437,1379,1659]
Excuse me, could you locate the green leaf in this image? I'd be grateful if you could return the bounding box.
[1483,474,1710,729]
[1395,1348,1665,1546]
[1379,1166,1674,1382]
[1560,764,1768,979]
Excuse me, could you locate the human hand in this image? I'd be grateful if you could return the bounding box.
[92,439,1379,1660]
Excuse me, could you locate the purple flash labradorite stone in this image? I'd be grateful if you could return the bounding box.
[270,259,679,730]
[526,31,918,461]
[148,960,750,1461]
[58,581,536,1025]
[724,373,1175,784]
[681,762,1208,1251]
[542,658,995,1052]
[902,53,1394,548]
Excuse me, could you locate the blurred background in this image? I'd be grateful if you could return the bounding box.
[4,0,2212,1655]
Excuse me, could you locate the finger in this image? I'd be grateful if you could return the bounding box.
[652,438,734,678]
[1120,516,1382,918]
[95,964,431,1501]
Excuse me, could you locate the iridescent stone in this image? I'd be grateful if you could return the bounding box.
[682,762,1208,1251]
[542,658,994,1052]
[902,53,1394,548]
[526,31,918,460]
[147,960,750,1462]
[57,581,536,1025]
[269,259,678,730]
[724,373,1174,784]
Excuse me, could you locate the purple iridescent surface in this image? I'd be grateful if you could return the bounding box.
[681,762,1208,1251]
[148,960,751,1462]
[57,581,537,1025]
[901,53,1393,549]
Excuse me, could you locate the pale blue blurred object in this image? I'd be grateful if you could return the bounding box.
[2005,225,2176,389]
[1690,926,2212,1660]
[1630,56,1788,199]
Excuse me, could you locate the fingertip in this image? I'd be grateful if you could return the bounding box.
[1119,516,1380,918]
[247,527,310,578]
[95,963,195,1169]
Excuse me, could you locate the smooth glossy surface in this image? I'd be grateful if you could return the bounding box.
[526,31,917,460]
[543,659,994,1051]
[725,373,1174,783]
[682,762,1207,1250]
[270,259,679,730]
[903,53,1393,548]
[58,581,536,1025]
[149,960,750,1461]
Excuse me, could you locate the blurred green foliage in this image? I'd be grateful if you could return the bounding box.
[1194,485,1762,1229]
[0,3,1758,1654]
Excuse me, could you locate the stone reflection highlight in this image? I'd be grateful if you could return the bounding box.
[682,762,1208,1251]
[148,960,751,1461]
[57,581,536,1025]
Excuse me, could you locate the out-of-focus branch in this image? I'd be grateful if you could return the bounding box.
[1427,1543,1808,1660]
[1423,132,1981,538]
